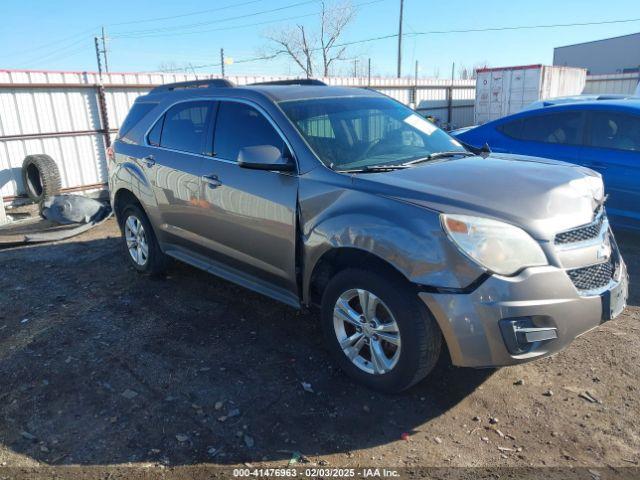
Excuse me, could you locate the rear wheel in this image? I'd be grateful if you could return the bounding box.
[321,268,442,393]
[120,203,168,275]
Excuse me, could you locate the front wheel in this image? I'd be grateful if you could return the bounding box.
[321,268,442,393]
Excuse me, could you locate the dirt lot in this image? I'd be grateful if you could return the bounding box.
[0,218,639,478]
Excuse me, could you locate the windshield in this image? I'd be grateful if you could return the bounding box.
[279,96,466,170]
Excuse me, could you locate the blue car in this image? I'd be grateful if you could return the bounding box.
[453,98,640,231]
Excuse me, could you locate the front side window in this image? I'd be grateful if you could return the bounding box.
[279,96,465,170]
[500,112,584,145]
[214,101,285,161]
[587,111,640,152]
[155,101,214,154]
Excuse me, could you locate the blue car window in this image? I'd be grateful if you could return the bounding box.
[588,111,640,152]
[503,112,584,145]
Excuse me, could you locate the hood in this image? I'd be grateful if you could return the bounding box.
[352,153,604,240]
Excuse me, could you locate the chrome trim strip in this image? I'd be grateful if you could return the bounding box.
[554,215,608,252]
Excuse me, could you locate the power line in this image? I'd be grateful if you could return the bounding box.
[110,0,384,40]
[182,16,640,72]
[410,17,640,36]
[0,28,95,60]
[17,37,89,67]
[21,44,88,69]
[111,11,320,40]
[109,0,266,27]
[110,0,318,38]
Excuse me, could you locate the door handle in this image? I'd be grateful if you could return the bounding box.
[142,155,155,167]
[201,174,222,188]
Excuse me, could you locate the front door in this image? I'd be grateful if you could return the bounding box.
[194,100,299,297]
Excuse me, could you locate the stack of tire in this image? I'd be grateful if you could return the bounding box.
[21,154,61,203]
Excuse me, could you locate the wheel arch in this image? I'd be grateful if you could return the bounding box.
[112,188,146,230]
[305,246,412,307]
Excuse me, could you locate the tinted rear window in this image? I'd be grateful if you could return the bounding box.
[587,111,640,152]
[499,112,584,145]
[119,102,157,139]
[159,101,214,154]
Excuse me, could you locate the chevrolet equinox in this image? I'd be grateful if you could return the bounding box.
[108,79,629,392]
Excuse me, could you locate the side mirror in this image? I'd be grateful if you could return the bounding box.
[237,145,295,172]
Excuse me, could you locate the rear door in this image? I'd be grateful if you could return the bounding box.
[144,100,216,249]
[193,99,299,299]
[584,109,640,229]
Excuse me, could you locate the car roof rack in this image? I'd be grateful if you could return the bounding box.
[150,79,234,93]
[248,79,327,86]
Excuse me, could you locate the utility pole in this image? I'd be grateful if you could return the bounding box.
[94,37,103,78]
[396,0,404,78]
[367,58,371,86]
[220,48,225,77]
[413,60,419,107]
[101,26,109,73]
[353,58,358,78]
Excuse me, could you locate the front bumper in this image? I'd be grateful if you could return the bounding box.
[419,259,628,368]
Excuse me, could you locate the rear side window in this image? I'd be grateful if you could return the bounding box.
[499,112,584,145]
[214,102,285,161]
[497,119,523,138]
[119,102,157,139]
[587,111,640,152]
[157,101,214,154]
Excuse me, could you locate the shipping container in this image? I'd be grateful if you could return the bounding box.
[474,65,587,125]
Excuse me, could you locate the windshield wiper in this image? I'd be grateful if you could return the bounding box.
[336,164,410,173]
[402,151,475,166]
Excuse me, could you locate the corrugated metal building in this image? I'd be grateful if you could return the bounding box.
[553,32,640,75]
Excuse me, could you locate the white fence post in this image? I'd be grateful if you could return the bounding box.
[0,198,7,226]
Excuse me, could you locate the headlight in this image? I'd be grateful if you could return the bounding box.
[441,214,547,276]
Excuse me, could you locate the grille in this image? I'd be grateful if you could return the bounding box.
[555,213,605,245]
[567,260,614,292]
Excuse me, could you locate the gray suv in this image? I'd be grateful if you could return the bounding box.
[109,79,629,392]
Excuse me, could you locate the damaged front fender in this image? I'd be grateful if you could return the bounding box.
[299,176,485,304]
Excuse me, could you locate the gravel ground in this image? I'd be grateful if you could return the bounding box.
[0,218,638,478]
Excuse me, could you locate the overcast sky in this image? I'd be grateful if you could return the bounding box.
[1,0,639,77]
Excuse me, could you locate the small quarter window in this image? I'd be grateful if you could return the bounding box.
[147,116,164,146]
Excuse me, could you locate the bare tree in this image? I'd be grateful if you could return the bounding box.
[457,61,489,80]
[264,1,355,77]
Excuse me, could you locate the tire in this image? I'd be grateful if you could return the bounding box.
[120,203,169,275]
[321,268,442,393]
[21,154,62,202]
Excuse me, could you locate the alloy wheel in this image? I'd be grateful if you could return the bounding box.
[333,288,401,375]
[124,215,149,266]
